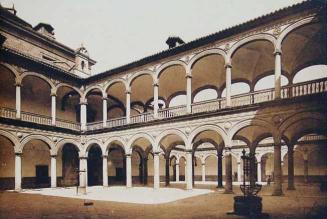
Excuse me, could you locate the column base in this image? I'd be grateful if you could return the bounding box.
[223,189,234,194]
[77,186,87,195]
[14,188,21,192]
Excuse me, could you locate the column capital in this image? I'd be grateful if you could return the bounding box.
[224,63,232,69]
[125,153,132,157]
[185,74,192,79]
[79,99,88,105]
[102,97,109,101]
[50,92,57,97]
[274,49,282,56]
[102,155,108,158]
[51,154,57,158]
[153,151,160,155]
[125,89,131,95]
[15,152,22,156]
[79,156,88,160]
[153,82,159,87]
[185,149,193,154]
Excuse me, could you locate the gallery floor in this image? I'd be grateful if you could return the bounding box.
[0,184,326,219]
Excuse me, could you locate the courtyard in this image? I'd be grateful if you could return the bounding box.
[1,184,326,219]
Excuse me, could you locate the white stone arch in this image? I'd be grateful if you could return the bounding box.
[227,33,277,62]
[20,72,55,90]
[55,83,83,97]
[187,124,228,148]
[126,132,155,154]
[82,84,106,100]
[188,48,227,71]
[54,138,81,155]
[0,62,20,79]
[128,70,156,88]
[177,154,186,164]
[104,136,127,155]
[0,130,20,153]
[276,16,316,51]
[83,139,104,157]
[19,134,54,154]
[156,129,188,152]
[228,118,276,144]
[203,153,217,163]
[156,60,188,79]
[104,78,128,93]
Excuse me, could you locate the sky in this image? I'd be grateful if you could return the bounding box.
[0,0,304,74]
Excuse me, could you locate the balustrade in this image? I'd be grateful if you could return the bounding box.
[0,78,326,131]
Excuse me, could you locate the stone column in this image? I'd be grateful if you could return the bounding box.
[175,162,180,182]
[225,64,232,107]
[50,155,57,188]
[217,152,223,188]
[126,90,131,124]
[224,147,233,193]
[186,73,192,113]
[304,154,309,184]
[287,145,295,190]
[274,50,282,99]
[80,99,87,131]
[126,154,132,188]
[201,162,206,182]
[15,153,22,191]
[165,156,170,186]
[15,82,21,119]
[79,157,87,194]
[103,97,108,127]
[154,152,160,189]
[143,158,148,185]
[257,161,262,183]
[237,161,242,183]
[186,150,193,190]
[51,93,56,126]
[272,142,283,196]
[153,83,159,119]
[103,155,108,187]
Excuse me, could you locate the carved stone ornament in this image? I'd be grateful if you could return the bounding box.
[224,122,232,130]
[16,132,23,138]
[273,26,281,36]
[272,115,283,124]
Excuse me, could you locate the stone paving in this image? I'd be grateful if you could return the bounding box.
[0,183,326,219]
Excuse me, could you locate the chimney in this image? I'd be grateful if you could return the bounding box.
[166,36,185,49]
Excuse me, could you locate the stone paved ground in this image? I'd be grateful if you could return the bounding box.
[0,183,326,219]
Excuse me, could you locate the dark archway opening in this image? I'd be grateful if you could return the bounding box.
[87,145,103,186]
[61,144,79,187]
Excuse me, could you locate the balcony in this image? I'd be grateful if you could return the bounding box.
[1,78,326,132]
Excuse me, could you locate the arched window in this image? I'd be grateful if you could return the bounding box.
[293,65,327,84]
[221,82,250,97]
[254,75,288,91]
[194,88,217,102]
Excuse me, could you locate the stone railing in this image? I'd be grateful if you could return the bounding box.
[1,78,326,131]
[0,107,16,119]
[158,105,187,119]
[130,112,154,124]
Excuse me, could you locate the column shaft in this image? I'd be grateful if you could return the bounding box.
[272,144,283,195]
[154,153,160,189]
[51,95,56,125]
[225,65,232,107]
[274,51,282,99]
[80,102,87,131]
[126,154,132,188]
[257,162,262,183]
[143,158,148,185]
[287,146,295,190]
[186,75,192,113]
[217,152,223,188]
[176,163,180,182]
[201,163,206,182]
[165,157,170,186]
[237,162,242,182]
[103,156,108,186]
[16,85,21,119]
[51,156,57,188]
[126,91,131,124]
[15,154,22,191]
[224,148,233,193]
[153,84,159,118]
[79,157,87,192]
[103,98,107,127]
[186,151,193,190]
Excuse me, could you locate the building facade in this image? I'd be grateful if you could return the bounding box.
[0,1,326,196]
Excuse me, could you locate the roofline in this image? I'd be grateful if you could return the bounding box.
[85,0,324,84]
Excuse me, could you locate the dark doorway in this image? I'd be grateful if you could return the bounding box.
[36,165,49,186]
[62,144,79,186]
[88,145,103,186]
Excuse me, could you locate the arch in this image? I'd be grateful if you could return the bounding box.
[188,48,227,70]
[104,78,128,93]
[276,16,316,50]
[20,72,55,89]
[19,134,54,154]
[188,124,228,148]
[228,119,276,144]
[253,71,290,91]
[104,136,126,155]
[156,129,187,151]
[83,139,104,156]
[156,60,188,79]
[54,138,81,155]
[83,85,105,99]
[127,133,155,154]
[131,145,146,159]
[167,91,187,107]
[55,83,83,97]
[0,63,20,79]
[128,70,156,88]
[292,64,327,84]
[0,130,20,152]
[204,153,218,162]
[192,85,219,102]
[228,33,276,60]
